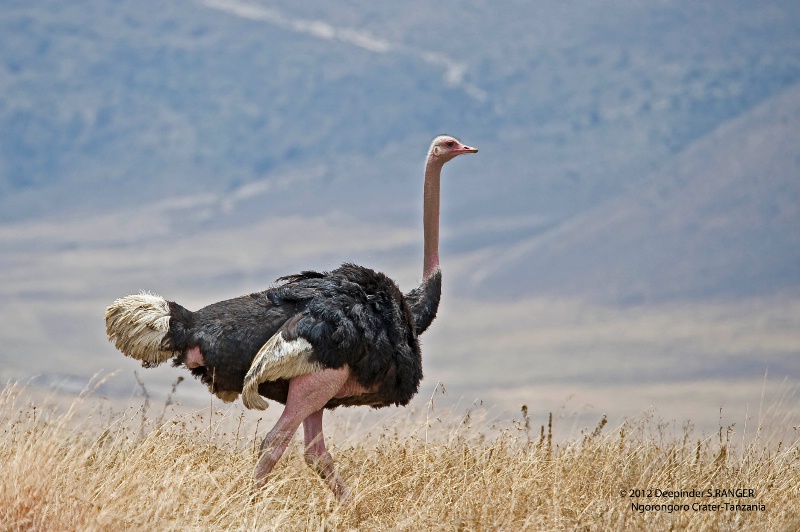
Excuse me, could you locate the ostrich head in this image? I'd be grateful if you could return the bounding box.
[427,135,479,164]
[422,134,477,279]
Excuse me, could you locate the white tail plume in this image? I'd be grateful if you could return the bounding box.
[105,292,173,367]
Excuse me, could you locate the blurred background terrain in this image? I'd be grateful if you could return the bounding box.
[1,0,798,434]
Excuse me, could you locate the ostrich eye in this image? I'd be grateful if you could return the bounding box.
[445,140,455,148]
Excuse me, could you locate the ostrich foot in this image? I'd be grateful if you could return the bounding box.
[304,452,351,502]
[253,428,294,489]
[303,408,350,502]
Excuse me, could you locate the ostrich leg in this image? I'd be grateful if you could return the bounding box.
[303,408,351,501]
[253,367,349,493]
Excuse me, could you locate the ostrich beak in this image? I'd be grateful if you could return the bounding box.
[459,145,478,154]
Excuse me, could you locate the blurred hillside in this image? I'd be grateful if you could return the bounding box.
[2,0,799,301]
[469,85,800,303]
[1,0,799,427]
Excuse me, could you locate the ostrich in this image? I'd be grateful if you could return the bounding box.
[105,135,477,501]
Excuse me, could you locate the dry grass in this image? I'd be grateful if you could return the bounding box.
[1,378,799,532]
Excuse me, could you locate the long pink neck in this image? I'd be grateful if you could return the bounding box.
[423,156,444,279]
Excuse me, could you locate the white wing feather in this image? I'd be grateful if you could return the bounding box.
[241,331,322,410]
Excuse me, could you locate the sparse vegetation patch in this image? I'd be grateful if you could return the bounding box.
[1,380,798,531]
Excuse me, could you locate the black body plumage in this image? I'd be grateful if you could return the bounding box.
[164,263,436,409]
[404,270,442,335]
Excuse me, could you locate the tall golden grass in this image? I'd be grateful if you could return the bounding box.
[1,377,798,531]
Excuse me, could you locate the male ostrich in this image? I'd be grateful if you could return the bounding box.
[105,135,477,500]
